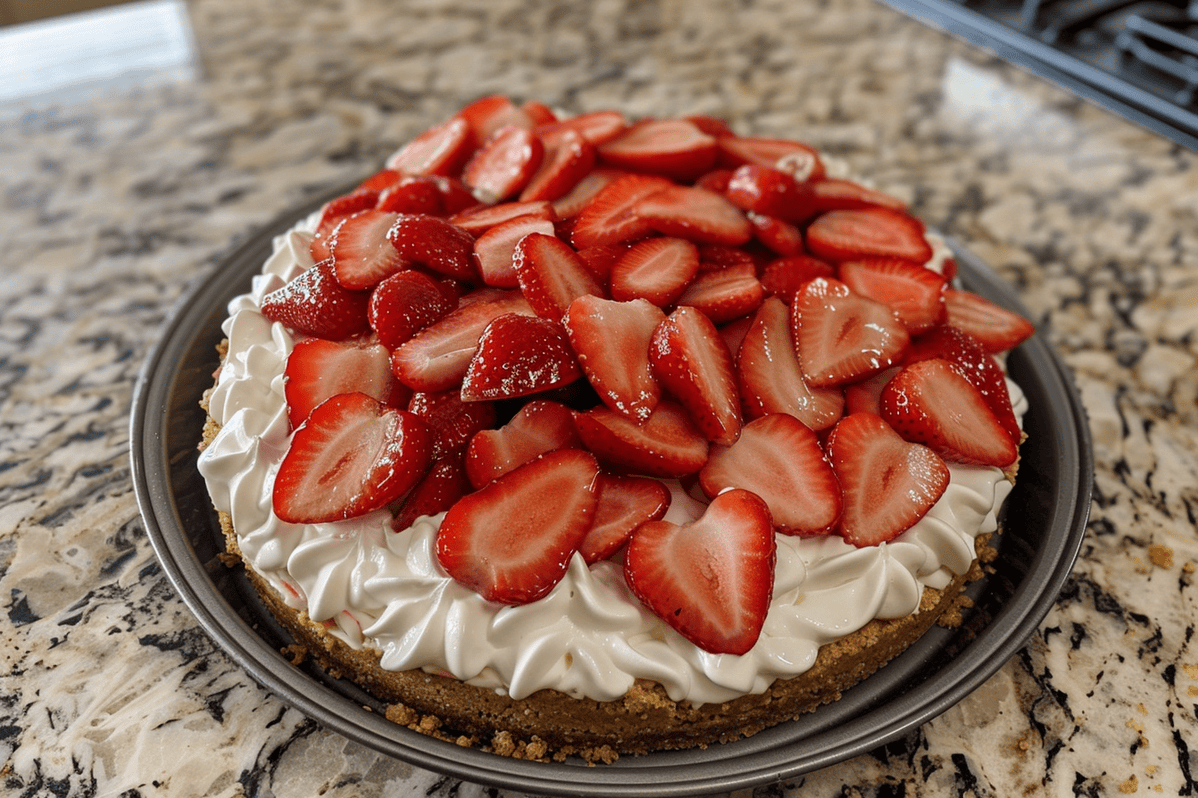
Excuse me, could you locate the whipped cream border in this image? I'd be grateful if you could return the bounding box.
[197,212,1024,706]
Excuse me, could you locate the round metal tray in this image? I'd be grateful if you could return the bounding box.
[131,193,1092,797]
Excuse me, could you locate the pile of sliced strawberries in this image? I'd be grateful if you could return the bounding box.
[259,96,1035,656]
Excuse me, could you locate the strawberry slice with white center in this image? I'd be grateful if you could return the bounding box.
[608,237,699,307]
[597,118,718,181]
[390,291,533,392]
[309,189,381,262]
[513,232,605,321]
[736,297,844,432]
[386,214,479,283]
[792,277,910,388]
[463,126,545,204]
[569,172,676,249]
[649,307,742,445]
[810,178,907,213]
[368,269,458,350]
[716,136,826,182]
[261,258,371,341]
[391,450,473,532]
[724,164,817,224]
[472,214,557,288]
[880,358,1020,468]
[824,412,950,547]
[635,184,753,246]
[575,400,709,478]
[759,254,835,302]
[435,448,601,605]
[538,109,629,149]
[578,474,671,564]
[550,166,627,219]
[805,207,933,264]
[464,399,582,489]
[942,288,1036,353]
[273,392,435,524]
[449,200,556,236]
[674,262,765,325]
[564,295,664,423]
[329,210,410,290]
[456,94,535,147]
[700,413,842,536]
[837,257,948,334]
[386,116,474,177]
[460,313,582,402]
[375,176,445,216]
[284,338,409,429]
[623,488,775,655]
[407,389,497,459]
[520,127,597,203]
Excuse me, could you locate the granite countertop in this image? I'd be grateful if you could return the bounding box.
[3,0,1197,795]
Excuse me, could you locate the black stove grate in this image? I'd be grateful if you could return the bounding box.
[879,0,1198,150]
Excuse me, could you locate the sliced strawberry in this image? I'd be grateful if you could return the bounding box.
[369,269,458,350]
[724,164,817,224]
[880,358,1020,467]
[943,288,1036,353]
[718,314,754,358]
[810,178,907,213]
[717,136,825,182]
[456,94,534,147]
[684,114,736,138]
[512,232,605,321]
[391,450,472,531]
[386,214,479,283]
[635,184,752,246]
[261,258,370,340]
[463,125,545,203]
[842,366,900,416]
[674,262,764,325]
[539,109,628,148]
[550,166,626,219]
[283,338,408,429]
[428,175,482,215]
[449,200,556,236]
[520,100,558,127]
[328,210,407,290]
[609,237,699,307]
[568,173,674,249]
[838,257,947,334]
[435,448,601,605]
[464,399,582,489]
[906,325,1021,444]
[574,241,633,282]
[700,413,842,536]
[520,127,597,202]
[460,313,582,401]
[694,168,735,194]
[357,168,403,193]
[736,297,844,432]
[792,277,910,388]
[564,295,665,422]
[579,474,671,564]
[386,116,474,177]
[805,207,933,264]
[310,189,380,261]
[472,214,557,288]
[649,306,742,445]
[624,488,775,655]
[375,176,445,215]
[824,412,949,547]
[746,212,804,256]
[759,255,836,302]
[695,242,760,273]
[390,291,533,391]
[597,118,718,181]
[574,401,709,478]
[407,389,497,459]
[273,392,434,524]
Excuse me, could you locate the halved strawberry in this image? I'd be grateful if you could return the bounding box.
[837,257,947,333]
[746,212,804,256]
[574,401,709,478]
[578,474,671,564]
[386,116,474,177]
[464,399,581,489]
[386,214,479,283]
[609,237,699,307]
[513,232,605,321]
[824,412,949,547]
[635,184,753,245]
[283,338,408,429]
[460,313,581,401]
[391,450,472,531]
[472,214,557,288]
[456,94,534,147]
[564,295,664,422]
[597,118,718,181]
[724,164,817,224]
[700,413,842,536]
[805,207,933,264]
[880,358,1020,468]
[390,291,533,391]
[759,255,836,302]
[463,125,545,203]
[309,189,380,262]
[550,166,627,219]
[449,200,556,236]
[674,263,765,325]
[369,269,458,350]
[716,136,825,182]
[273,392,434,524]
[649,306,742,445]
[568,173,674,249]
[520,127,597,202]
[407,389,497,459]
[261,258,371,340]
[538,109,628,148]
[942,288,1035,353]
[810,178,907,213]
[736,297,844,431]
[329,210,407,290]
[623,488,775,655]
[435,448,601,605]
[792,277,910,388]
[375,176,445,216]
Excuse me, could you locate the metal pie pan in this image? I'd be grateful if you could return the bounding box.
[131,192,1092,797]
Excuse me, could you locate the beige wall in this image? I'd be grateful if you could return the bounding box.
[0,0,131,25]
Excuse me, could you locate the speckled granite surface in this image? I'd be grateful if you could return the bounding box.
[2,0,1197,795]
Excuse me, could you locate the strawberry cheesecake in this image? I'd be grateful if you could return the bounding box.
[197,96,1034,760]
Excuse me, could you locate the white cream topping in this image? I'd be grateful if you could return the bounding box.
[198,212,1024,706]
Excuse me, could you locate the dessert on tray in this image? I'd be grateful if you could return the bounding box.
[198,95,1034,761]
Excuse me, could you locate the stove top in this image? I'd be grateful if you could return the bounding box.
[880,0,1198,150]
